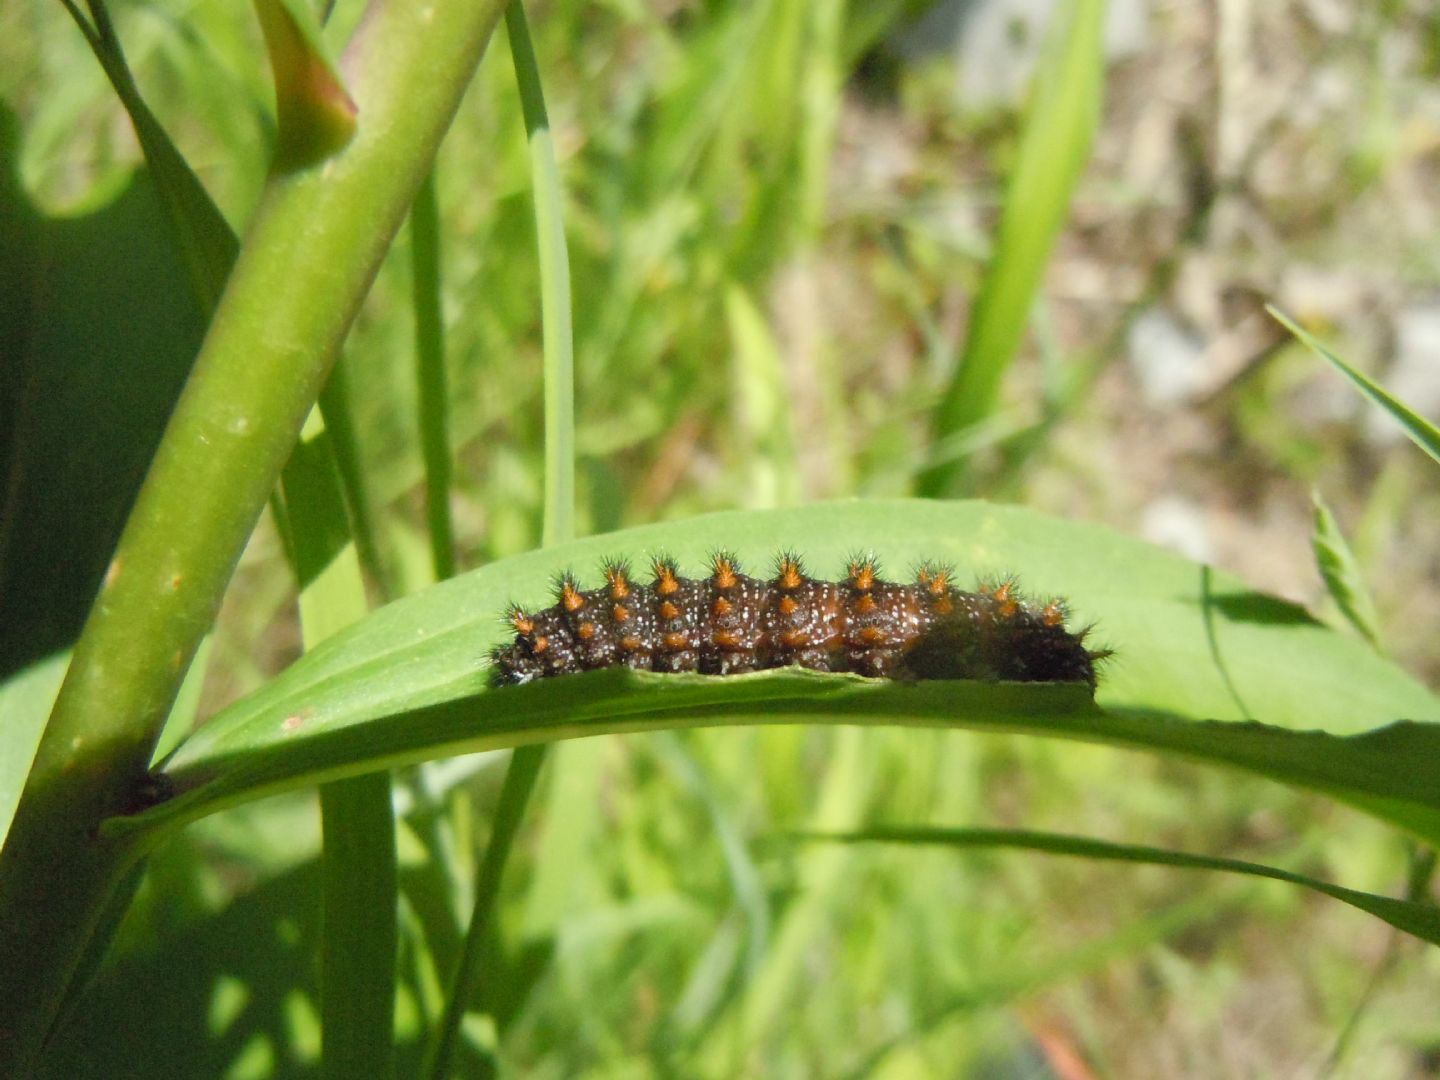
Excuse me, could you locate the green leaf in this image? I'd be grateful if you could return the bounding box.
[919,0,1108,495]
[1270,305,1440,467]
[796,827,1440,947]
[1310,488,1382,649]
[108,501,1438,842]
[254,0,359,173]
[0,164,208,680]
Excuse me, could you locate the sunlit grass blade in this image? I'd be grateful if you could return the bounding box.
[918,0,1107,496]
[795,2,843,239]
[425,2,577,1070]
[411,171,456,583]
[1311,488,1382,649]
[508,0,575,548]
[1270,305,1440,467]
[794,826,1440,947]
[318,361,389,592]
[280,409,395,1080]
[736,728,868,1050]
[726,283,800,507]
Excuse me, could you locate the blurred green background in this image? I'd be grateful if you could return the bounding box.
[4,0,1440,1075]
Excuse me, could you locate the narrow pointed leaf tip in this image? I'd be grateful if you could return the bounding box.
[1269,305,1440,467]
[796,827,1440,948]
[255,0,358,173]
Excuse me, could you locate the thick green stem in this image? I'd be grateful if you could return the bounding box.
[0,1,506,1071]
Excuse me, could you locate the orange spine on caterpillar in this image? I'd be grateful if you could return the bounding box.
[489,552,1109,691]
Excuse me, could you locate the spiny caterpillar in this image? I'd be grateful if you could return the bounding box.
[489,552,1107,691]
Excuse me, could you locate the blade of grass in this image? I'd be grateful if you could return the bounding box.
[319,775,395,1076]
[726,283,800,508]
[427,3,575,1072]
[737,728,869,1049]
[839,889,1276,1080]
[411,171,456,582]
[918,0,1107,497]
[1269,305,1440,467]
[796,0,843,240]
[0,3,508,1070]
[424,743,543,1080]
[318,360,389,593]
[795,826,1440,947]
[281,409,394,1080]
[510,0,575,550]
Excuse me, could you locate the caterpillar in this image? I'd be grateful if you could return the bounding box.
[488,552,1107,691]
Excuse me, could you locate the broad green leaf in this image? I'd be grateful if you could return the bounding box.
[1270,305,1440,467]
[111,502,1439,842]
[0,164,208,680]
[11,6,259,718]
[797,827,1440,947]
[0,20,219,861]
